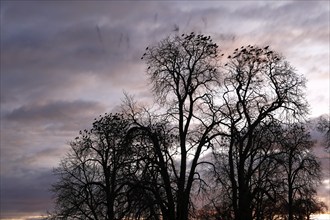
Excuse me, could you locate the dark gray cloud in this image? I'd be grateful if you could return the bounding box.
[1,100,107,218]
[0,169,55,219]
[2,100,106,141]
[1,100,106,179]
[5,100,105,125]
[0,1,329,218]
[1,1,161,109]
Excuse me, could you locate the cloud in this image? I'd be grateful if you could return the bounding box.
[1,1,162,110]
[309,118,330,209]
[4,100,106,129]
[0,169,55,219]
[1,100,106,177]
[0,1,329,218]
[0,100,107,218]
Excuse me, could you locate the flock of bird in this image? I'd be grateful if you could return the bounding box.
[140,32,280,66]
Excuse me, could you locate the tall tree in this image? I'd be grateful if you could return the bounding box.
[50,33,322,220]
[217,45,308,220]
[139,33,222,220]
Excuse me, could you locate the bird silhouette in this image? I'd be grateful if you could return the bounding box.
[264,46,269,50]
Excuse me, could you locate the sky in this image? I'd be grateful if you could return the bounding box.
[0,1,329,219]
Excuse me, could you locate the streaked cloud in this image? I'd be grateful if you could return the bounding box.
[0,1,329,218]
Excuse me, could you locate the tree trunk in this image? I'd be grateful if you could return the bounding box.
[236,156,253,220]
[237,188,253,220]
[288,187,293,220]
[176,191,189,220]
[288,150,293,220]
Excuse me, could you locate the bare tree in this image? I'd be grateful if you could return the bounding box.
[49,33,322,220]
[275,123,323,220]
[213,122,324,220]
[139,33,223,220]
[50,113,133,220]
[216,45,308,220]
[213,121,284,220]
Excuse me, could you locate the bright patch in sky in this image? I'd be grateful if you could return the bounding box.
[311,214,330,220]
[323,179,330,189]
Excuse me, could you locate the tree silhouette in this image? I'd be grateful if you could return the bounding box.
[212,122,324,220]
[139,33,223,220]
[49,33,325,220]
[50,114,134,219]
[123,107,177,220]
[215,44,308,220]
[275,123,323,220]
